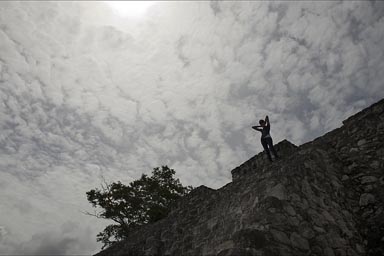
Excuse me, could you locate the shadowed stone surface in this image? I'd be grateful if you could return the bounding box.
[95,98,384,256]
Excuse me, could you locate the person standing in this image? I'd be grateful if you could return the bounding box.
[252,116,279,162]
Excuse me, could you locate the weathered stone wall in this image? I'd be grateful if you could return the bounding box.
[231,139,298,181]
[304,98,384,255]
[96,99,384,256]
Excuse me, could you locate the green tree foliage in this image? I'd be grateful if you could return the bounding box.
[86,166,192,249]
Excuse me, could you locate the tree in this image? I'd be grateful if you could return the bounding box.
[86,166,192,249]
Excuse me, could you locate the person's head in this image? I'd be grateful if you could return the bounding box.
[259,119,265,126]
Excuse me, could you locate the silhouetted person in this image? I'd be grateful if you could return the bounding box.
[252,116,279,162]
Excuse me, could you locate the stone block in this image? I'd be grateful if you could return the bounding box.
[289,193,301,202]
[364,185,373,192]
[287,216,300,226]
[215,240,234,254]
[373,104,384,113]
[324,247,335,256]
[369,161,380,169]
[207,217,219,230]
[283,204,296,216]
[329,236,347,249]
[261,196,283,210]
[309,209,327,226]
[298,221,315,239]
[346,248,359,256]
[266,183,287,201]
[322,210,336,223]
[359,193,375,206]
[315,235,329,248]
[232,229,267,249]
[334,248,346,256]
[270,229,290,245]
[311,246,323,256]
[277,246,294,256]
[313,226,326,233]
[357,139,367,147]
[355,243,365,254]
[361,176,378,184]
[144,237,163,256]
[290,232,309,251]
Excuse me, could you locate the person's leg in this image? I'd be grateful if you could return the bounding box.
[261,138,272,162]
[266,137,279,158]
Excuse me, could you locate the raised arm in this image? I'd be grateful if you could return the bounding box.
[252,125,262,132]
[265,115,270,127]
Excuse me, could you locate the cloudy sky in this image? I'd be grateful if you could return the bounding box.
[0,1,383,254]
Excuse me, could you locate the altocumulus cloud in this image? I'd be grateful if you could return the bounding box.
[0,1,383,254]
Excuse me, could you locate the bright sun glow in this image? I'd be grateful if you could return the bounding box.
[105,1,156,18]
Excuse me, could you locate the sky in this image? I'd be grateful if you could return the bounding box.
[0,1,383,255]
